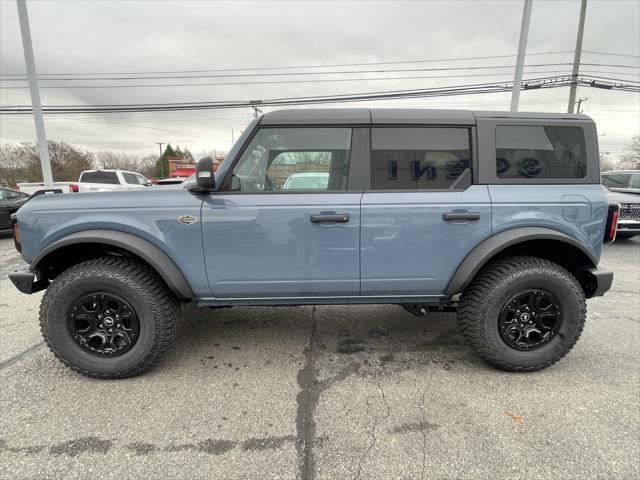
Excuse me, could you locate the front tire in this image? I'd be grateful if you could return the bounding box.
[40,256,180,378]
[457,256,586,372]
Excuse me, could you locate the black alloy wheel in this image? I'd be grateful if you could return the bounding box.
[498,289,562,351]
[67,292,139,357]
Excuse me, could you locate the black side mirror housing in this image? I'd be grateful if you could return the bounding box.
[188,157,216,194]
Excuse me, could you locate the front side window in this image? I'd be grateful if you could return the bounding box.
[371,127,471,190]
[628,174,640,189]
[496,125,587,179]
[123,172,138,185]
[229,128,352,192]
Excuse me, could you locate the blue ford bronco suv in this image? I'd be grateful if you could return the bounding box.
[9,109,618,379]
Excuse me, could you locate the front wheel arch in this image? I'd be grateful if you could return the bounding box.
[32,230,194,300]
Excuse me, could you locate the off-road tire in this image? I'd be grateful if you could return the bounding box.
[39,256,180,379]
[457,255,586,372]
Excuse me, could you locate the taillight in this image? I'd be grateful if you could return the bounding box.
[604,204,619,243]
[69,184,79,193]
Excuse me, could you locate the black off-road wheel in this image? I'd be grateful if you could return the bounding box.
[39,256,180,379]
[457,256,586,372]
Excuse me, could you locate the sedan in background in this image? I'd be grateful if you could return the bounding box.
[0,187,29,232]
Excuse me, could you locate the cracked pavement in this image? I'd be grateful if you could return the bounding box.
[1,235,639,479]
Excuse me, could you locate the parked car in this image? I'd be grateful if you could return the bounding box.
[17,169,152,195]
[283,172,329,190]
[602,170,640,195]
[605,189,640,239]
[0,187,29,231]
[16,182,77,195]
[75,169,152,192]
[9,108,617,379]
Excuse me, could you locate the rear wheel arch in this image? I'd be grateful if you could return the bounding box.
[32,230,194,300]
[445,227,598,297]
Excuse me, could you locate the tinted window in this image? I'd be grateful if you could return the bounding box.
[122,172,147,185]
[81,171,119,184]
[629,174,640,189]
[371,128,471,190]
[496,126,587,179]
[229,128,351,192]
[602,173,627,188]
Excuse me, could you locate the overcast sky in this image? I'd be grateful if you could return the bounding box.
[1,0,638,160]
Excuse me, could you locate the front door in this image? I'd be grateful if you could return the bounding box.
[201,127,362,300]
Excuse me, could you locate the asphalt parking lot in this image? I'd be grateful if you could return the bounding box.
[1,235,638,480]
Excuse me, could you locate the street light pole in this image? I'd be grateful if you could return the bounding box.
[16,0,53,187]
[510,0,533,112]
[567,0,588,113]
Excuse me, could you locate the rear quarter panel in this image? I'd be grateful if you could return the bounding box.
[489,184,609,263]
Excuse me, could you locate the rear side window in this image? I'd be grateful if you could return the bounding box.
[371,128,471,190]
[496,126,587,179]
[80,171,119,184]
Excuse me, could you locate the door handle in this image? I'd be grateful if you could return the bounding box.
[310,214,350,223]
[443,212,480,221]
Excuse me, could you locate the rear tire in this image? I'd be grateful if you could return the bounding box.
[457,255,586,372]
[40,256,180,379]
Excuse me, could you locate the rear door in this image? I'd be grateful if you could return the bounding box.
[201,127,368,300]
[361,126,492,296]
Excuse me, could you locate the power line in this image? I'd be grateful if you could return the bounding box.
[0,51,576,78]
[0,62,637,83]
[1,76,636,115]
[583,50,640,59]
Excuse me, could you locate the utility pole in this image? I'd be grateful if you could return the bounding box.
[16,0,53,187]
[155,142,165,177]
[576,97,588,114]
[510,0,533,112]
[567,0,587,113]
[231,129,235,144]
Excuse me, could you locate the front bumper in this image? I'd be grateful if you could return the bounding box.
[582,266,614,297]
[8,267,48,294]
[617,220,640,234]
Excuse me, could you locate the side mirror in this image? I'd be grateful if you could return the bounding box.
[188,157,216,194]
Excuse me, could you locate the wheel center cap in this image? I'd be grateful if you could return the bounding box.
[103,317,115,327]
[520,313,530,322]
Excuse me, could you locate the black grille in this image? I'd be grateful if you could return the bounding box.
[619,203,640,221]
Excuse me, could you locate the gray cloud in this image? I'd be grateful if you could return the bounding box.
[1,0,638,158]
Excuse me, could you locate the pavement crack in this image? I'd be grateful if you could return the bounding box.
[296,307,361,480]
[419,391,427,480]
[296,306,319,480]
[352,381,391,480]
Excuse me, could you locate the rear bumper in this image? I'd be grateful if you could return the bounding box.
[8,267,48,294]
[583,266,614,297]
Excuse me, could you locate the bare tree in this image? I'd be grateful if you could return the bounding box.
[96,151,140,171]
[138,155,159,179]
[0,141,94,186]
[619,135,640,170]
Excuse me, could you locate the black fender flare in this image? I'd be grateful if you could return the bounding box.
[32,229,194,300]
[444,227,597,295]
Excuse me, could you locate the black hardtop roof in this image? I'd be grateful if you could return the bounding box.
[260,108,591,125]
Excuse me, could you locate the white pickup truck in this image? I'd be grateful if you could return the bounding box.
[17,169,152,195]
